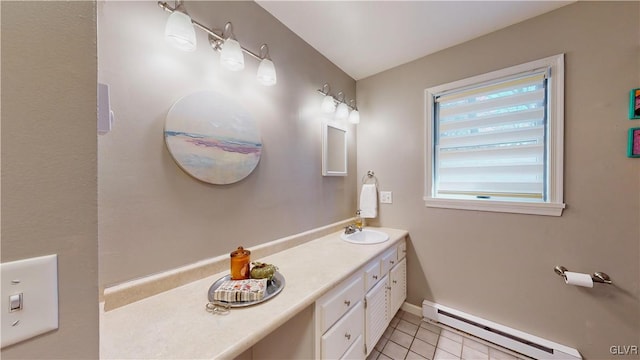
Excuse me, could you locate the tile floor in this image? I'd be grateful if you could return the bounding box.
[367,310,531,360]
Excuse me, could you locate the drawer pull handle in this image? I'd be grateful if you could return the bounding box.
[372,275,378,280]
[344,300,351,306]
[392,280,397,284]
[345,333,351,340]
[390,260,395,265]
[403,249,407,253]
[386,286,392,290]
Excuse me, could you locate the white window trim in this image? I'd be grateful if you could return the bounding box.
[424,54,566,216]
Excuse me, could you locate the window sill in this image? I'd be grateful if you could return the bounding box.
[424,197,565,216]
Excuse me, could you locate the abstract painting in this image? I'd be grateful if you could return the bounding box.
[164,91,262,184]
[630,88,640,119]
[628,127,640,158]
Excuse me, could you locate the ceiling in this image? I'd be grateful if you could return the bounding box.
[256,1,573,80]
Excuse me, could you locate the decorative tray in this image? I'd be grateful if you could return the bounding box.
[207,272,285,308]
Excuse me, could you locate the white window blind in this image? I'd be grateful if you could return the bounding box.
[425,54,565,216]
[433,71,548,202]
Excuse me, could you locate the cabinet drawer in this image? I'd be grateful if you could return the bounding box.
[321,301,364,360]
[381,247,398,275]
[364,259,381,291]
[341,333,364,360]
[397,240,406,261]
[318,273,364,333]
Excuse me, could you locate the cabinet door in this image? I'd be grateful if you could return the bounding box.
[364,275,388,356]
[397,240,406,261]
[389,258,406,316]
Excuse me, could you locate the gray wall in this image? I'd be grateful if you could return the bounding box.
[357,2,639,359]
[98,1,357,287]
[3,1,637,359]
[1,1,98,359]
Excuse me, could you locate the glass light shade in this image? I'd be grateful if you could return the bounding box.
[321,95,336,113]
[348,109,360,124]
[164,11,197,52]
[220,38,245,71]
[336,102,349,120]
[257,58,277,86]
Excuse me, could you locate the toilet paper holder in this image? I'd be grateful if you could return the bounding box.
[554,266,612,284]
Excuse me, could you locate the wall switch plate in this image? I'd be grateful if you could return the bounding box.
[380,191,393,204]
[1,254,58,348]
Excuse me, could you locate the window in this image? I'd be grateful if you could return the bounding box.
[425,54,565,216]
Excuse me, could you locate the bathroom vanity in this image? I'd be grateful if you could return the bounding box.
[314,239,406,358]
[100,226,408,359]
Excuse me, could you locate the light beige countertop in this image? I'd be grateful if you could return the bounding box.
[100,227,408,359]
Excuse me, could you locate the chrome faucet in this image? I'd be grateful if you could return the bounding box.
[344,224,358,234]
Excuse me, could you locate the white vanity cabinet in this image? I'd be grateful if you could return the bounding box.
[314,237,407,360]
[364,240,407,356]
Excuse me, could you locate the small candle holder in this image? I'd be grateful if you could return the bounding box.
[230,246,251,280]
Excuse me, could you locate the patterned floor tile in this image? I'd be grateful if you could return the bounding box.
[367,310,530,360]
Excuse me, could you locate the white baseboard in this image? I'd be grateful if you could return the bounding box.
[401,302,422,317]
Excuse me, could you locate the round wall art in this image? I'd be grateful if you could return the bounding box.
[164,91,262,185]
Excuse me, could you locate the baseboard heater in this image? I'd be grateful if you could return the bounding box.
[422,300,582,360]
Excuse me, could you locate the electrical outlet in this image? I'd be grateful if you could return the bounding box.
[380,191,393,204]
[1,254,58,348]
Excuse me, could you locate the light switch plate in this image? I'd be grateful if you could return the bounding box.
[1,254,58,348]
[380,191,393,204]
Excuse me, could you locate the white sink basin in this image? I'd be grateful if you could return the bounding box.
[341,228,389,245]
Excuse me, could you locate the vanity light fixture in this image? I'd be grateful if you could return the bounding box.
[319,83,337,113]
[257,45,277,86]
[164,1,197,52]
[348,100,360,124]
[158,1,277,85]
[317,83,359,124]
[321,95,337,113]
[219,23,244,72]
[335,92,350,120]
